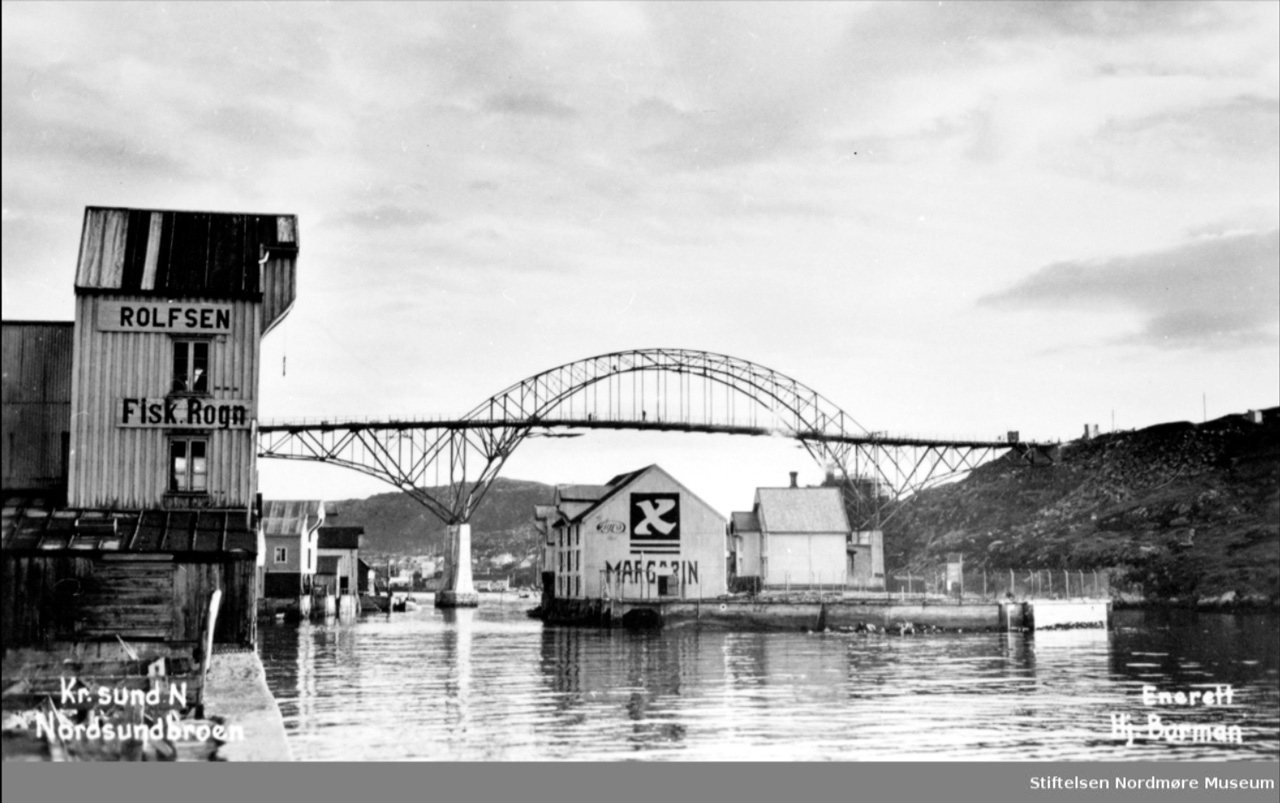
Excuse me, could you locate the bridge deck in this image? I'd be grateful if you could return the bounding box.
[258,417,1039,450]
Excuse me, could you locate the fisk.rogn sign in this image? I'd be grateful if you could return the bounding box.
[119,398,253,429]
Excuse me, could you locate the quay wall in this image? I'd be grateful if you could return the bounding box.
[539,597,1031,631]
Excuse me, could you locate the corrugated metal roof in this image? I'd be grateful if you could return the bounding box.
[0,498,256,554]
[604,467,648,488]
[317,526,362,550]
[262,499,324,536]
[756,487,850,534]
[75,207,297,300]
[731,511,760,532]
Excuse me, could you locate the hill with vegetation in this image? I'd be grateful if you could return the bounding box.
[327,477,553,566]
[883,407,1280,605]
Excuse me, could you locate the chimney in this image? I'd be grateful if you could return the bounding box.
[789,471,798,488]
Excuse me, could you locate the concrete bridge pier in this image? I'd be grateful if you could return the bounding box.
[436,523,479,608]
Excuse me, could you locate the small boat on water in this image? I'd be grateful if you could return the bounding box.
[390,594,421,612]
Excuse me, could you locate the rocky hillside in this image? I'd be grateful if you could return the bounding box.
[884,407,1280,605]
[327,477,553,563]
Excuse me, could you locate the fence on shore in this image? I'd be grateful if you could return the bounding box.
[727,567,1130,602]
[885,567,1129,600]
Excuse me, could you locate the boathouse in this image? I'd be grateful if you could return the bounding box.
[535,465,728,603]
[260,499,324,599]
[1,206,298,649]
[314,525,363,596]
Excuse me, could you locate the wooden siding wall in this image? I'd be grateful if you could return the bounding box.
[2,555,256,648]
[1,324,73,491]
[67,295,262,509]
[262,251,297,335]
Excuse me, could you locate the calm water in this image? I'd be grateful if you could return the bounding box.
[258,601,1279,761]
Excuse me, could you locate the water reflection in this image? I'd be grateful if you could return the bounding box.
[258,606,1279,761]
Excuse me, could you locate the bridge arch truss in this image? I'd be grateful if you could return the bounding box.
[258,349,1044,528]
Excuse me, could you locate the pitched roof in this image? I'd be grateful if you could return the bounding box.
[731,511,760,532]
[317,526,362,550]
[555,485,610,503]
[1,500,257,555]
[262,499,324,536]
[756,487,850,534]
[571,466,653,523]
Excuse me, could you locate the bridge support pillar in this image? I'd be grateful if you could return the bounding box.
[436,523,479,608]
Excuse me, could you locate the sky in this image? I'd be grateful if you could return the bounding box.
[3,1,1278,517]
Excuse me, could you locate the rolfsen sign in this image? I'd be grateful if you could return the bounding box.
[98,301,233,333]
[119,398,253,429]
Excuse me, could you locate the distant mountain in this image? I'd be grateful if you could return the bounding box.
[326,477,554,562]
[884,407,1280,604]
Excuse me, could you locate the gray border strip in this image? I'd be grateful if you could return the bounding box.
[5,762,1279,803]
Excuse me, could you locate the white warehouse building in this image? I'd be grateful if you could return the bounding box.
[535,465,729,603]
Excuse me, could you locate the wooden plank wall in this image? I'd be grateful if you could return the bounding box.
[1,323,73,491]
[2,555,256,649]
[67,295,262,510]
[1,554,89,646]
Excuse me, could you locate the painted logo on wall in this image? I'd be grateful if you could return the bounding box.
[630,493,680,554]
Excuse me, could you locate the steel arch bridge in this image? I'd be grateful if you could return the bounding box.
[257,348,1049,529]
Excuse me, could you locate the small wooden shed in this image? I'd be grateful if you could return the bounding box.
[1,496,259,651]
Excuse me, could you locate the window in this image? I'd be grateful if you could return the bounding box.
[274,547,287,564]
[172,340,210,394]
[169,438,208,493]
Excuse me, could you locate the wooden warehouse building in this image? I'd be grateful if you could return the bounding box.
[2,206,298,651]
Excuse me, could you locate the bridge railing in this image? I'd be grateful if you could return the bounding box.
[258,414,1041,447]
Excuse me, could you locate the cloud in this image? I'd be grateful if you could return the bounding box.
[482,92,576,119]
[979,229,1280,349]
[345,204,443,230]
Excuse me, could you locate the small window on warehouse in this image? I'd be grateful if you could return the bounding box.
[172,340,210,394]
[169,437,208,494]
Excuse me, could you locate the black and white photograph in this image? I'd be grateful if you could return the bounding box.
[1,1,1277,799]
